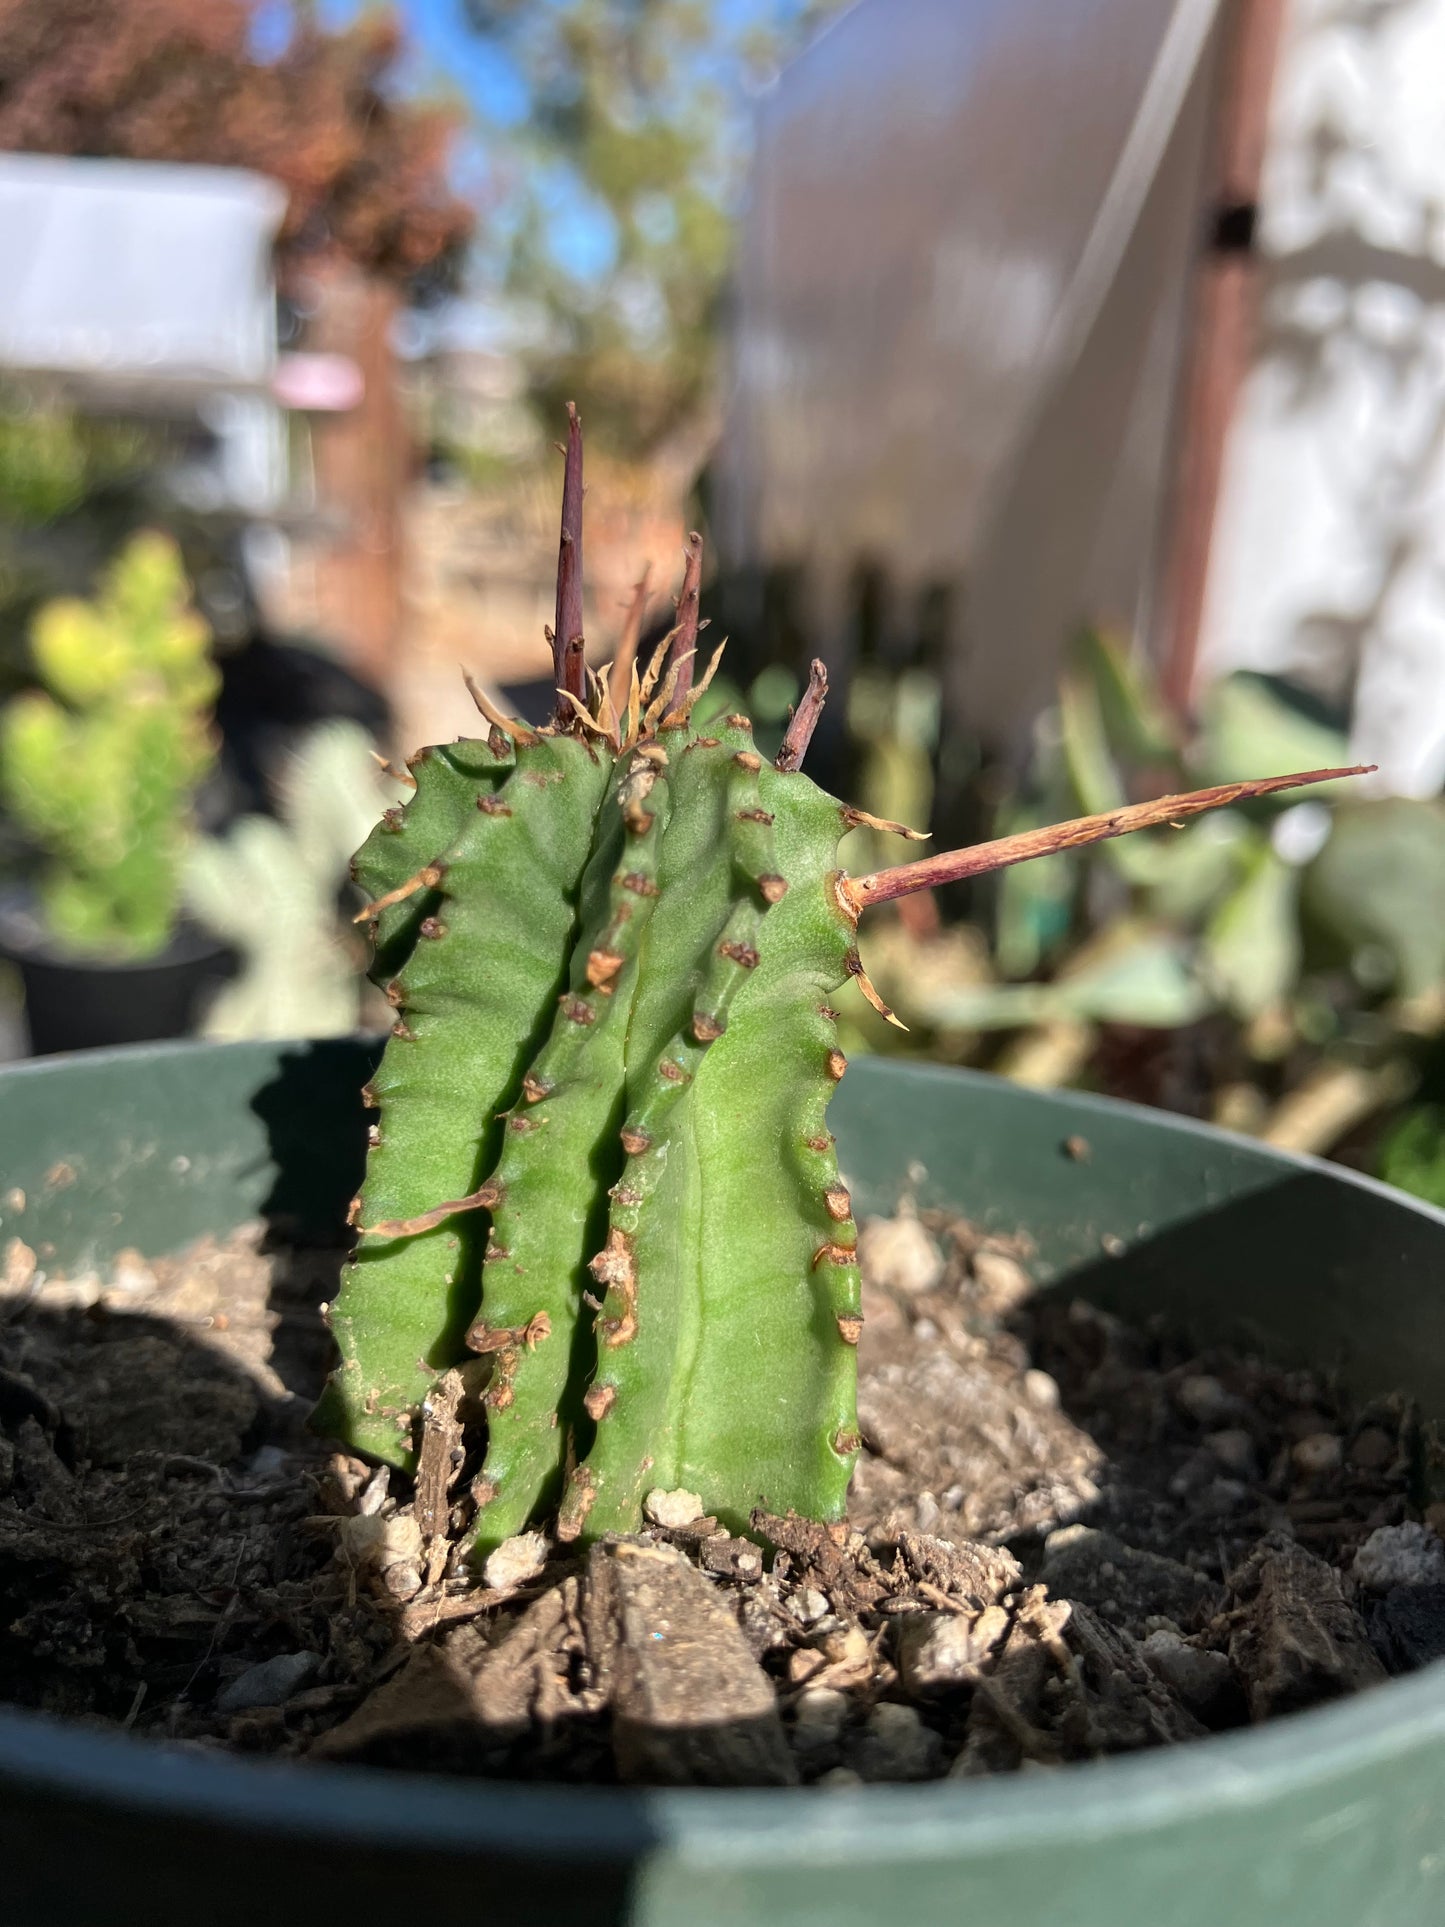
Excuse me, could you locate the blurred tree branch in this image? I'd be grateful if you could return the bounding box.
[461,0,847,454]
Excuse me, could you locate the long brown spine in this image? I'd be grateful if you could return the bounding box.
[553,402,587,722]
[841,765,1374,916]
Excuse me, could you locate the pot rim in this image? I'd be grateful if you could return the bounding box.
[4,1657,1445,1861]
[3,1043,1444,1861]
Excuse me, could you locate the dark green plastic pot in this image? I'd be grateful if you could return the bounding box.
[3,1039,1445,1927]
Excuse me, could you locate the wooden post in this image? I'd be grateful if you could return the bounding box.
[305,258,408,686]
[1157,0,1292,715]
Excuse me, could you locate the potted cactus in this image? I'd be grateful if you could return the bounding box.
[0,530,229,1052]
[317,408,1365,1548]
[8,415,1445,1927]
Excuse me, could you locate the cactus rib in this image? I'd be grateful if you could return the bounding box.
[316,731,613,1467]
[562,719,859,1543]
[466,745,669,1542]
[351,734,512,983]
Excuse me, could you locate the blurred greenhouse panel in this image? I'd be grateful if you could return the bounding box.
[722,0,1445,808]
[720,0,1223,740]
[0,156,284,386]
[0,155,288,515]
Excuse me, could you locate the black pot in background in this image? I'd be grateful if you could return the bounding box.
[0,894,234,1056]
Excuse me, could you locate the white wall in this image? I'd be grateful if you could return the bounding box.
[1197,0,1445,795]
[0,154,285,388]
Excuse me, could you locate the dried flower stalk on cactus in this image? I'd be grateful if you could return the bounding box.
[316,410,1369,1557]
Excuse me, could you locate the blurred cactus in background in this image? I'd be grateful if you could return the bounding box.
[943,632,1365,1054]
[851,631,1445,1185]
[0,391,155,529]
[0,532,218,958]
[184,722,401,1041]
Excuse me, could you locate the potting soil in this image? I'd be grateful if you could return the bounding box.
[2,1205,1441,1784]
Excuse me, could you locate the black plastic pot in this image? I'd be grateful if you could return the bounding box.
[3,1038,1445,1927]
[0,894,233,1055]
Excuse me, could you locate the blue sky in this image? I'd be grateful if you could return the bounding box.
[253,1,813,142]
[252,1,531,125]
[251,1,821,286]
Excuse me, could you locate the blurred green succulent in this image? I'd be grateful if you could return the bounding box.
[0,531,218,958]
[0,395,154,528]
[184,722,399,1042]
[983,633,1378,1033]
[1378,1104,1445,1210]
[1300,797,1445,1007]
[858,630,1445,1171]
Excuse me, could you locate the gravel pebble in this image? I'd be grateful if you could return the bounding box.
[896,1608,1009,1695]
[1206,1428,1258,1477]
[643,1488,705,1529]
[482,1530,550,1591]
[792,1686,849,1736]
[970,1248,1033,1313]
[1352,1522,1445,1593]
[1292,1432,1343,1476]
[217,1651,320,1713]
[1176,1374,1231,1424]
[856,1212,943,1296]
[848,1701,944,1782]
[1023,1369,1060,1410]
[1139,1629,1232,1711]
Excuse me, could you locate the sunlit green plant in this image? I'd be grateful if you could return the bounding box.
[0,532,218,957]
[885,631,1445,1168]
[0,393,154,527]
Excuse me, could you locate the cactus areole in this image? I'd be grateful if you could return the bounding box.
[315,408,1370,1559]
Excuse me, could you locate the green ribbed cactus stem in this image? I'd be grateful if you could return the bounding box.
[316,408,1371,1555]
[314,726,612,1467]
